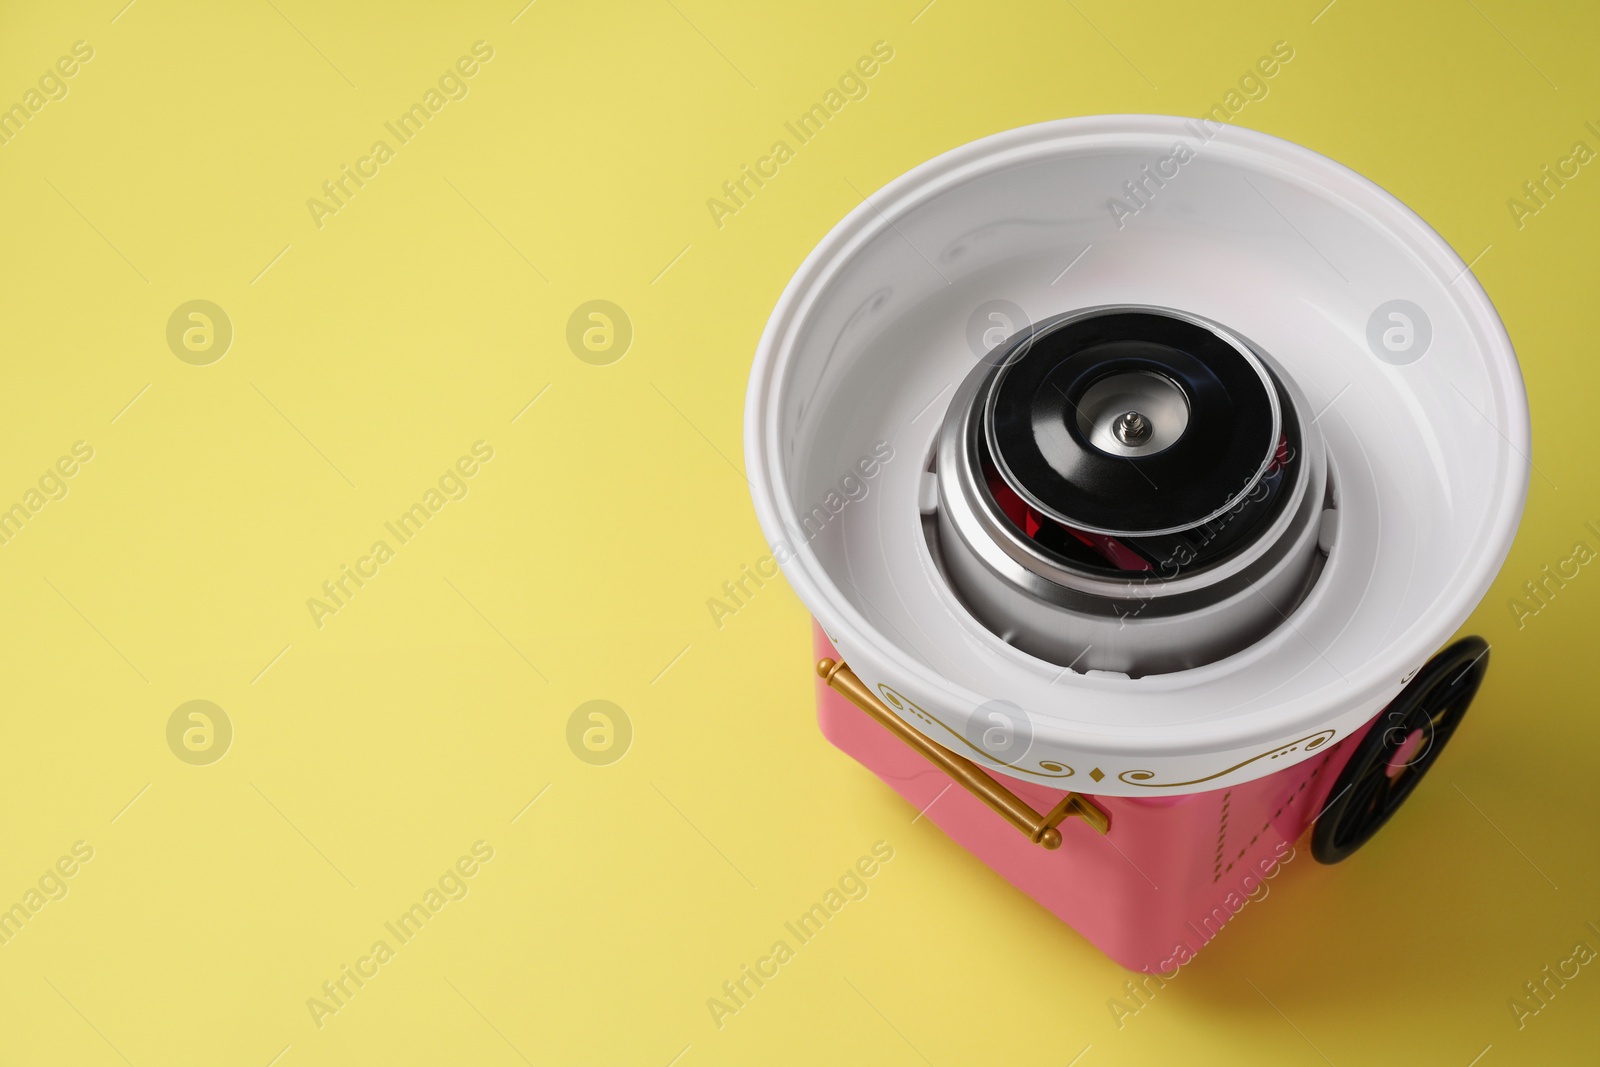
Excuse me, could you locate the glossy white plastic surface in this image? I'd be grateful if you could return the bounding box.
[745,116,1529,795]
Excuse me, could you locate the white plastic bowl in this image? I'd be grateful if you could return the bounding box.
[745,116,1529,795]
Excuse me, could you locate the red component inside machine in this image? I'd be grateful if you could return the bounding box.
[985,465,1153,571]
[1267,431,1290,474]
[983,430,1292,574]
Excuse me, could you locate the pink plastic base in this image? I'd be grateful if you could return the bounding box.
[814,625,1372,971]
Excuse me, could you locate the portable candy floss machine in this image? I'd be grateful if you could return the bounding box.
[743,116,1530,972]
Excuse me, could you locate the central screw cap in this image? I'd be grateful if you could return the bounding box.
[1113,410,1151,446]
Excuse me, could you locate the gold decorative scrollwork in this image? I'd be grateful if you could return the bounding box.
[1117,731,1337,789]
[876,684,1075,779]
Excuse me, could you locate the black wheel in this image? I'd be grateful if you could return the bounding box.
[1312,636,1489,864]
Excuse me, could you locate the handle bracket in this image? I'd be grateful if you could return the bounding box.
[818,658,1109,848]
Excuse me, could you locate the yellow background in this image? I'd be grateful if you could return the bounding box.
[0,1,1595,1063]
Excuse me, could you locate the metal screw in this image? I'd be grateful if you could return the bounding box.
[1113,410,1151,445]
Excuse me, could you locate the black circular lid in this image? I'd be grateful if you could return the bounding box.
[983,309,1281,535]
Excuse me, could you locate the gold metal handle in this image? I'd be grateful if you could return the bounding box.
[818,658,1109,848]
